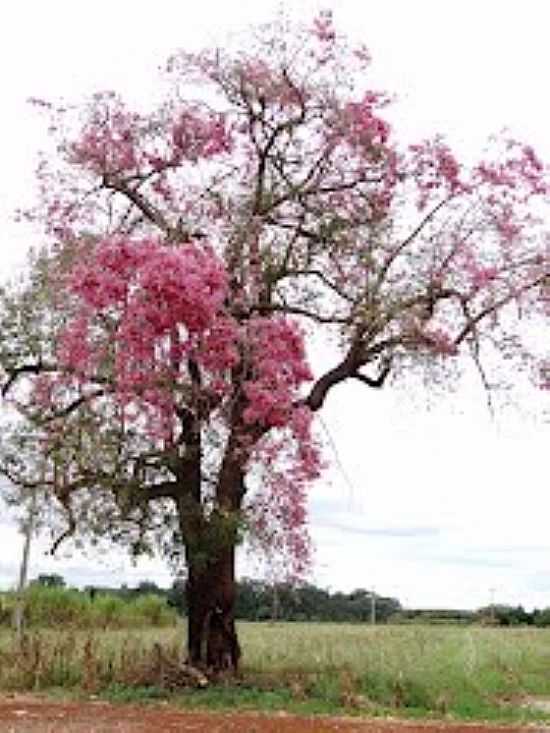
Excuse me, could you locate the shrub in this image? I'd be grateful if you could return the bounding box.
[0,586,178,630]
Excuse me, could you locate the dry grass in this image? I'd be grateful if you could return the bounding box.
[2,622,550,721]
[0,627,184,692]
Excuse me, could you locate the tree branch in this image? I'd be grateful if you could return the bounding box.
[103,173,171,235]
[304,338,397,412]
[374,197,452,292]
[304,355,357,412]
[43,390,104,421]
[2,361,56,397]
[145,480,179,501]
[251,302,350,325]
[352,357,392,388]
[454,276,547,346]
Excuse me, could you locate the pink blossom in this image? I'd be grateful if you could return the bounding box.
[15,13,550,585]
[312,10,336,43]
[408,138,465,209]
[70,94,140,175]
[344,92,391,148]
[420,327,458,356]
[171,110,232,163]
[242,317,313,429]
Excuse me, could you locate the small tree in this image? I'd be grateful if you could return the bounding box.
[34,574,66,588]
[1,12,549,672]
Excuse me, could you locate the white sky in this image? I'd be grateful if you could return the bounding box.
[1,0,550,611]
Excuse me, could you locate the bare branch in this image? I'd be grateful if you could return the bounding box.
[43,390,104,421]
[103,173,171,235]
[251,302,350,325]
[352,357,392,388]
[284,267,357,304]
[146,481,179,501]
[374,197,452,292]
[2,361,56,397]
[454,275,547,346]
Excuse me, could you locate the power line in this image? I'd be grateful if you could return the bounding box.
[318,415,360,510]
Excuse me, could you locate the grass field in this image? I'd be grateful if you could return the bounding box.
[2,622,550,722]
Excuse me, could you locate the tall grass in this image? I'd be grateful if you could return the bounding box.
[0,586,178,630]
[0,627,183,691]
[1,622,550,721]
[238,623,550,719]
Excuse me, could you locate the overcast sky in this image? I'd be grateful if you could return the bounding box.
[1,0,550,610]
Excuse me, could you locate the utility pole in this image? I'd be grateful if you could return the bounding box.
[370,588,376,625]
[271,582,279,623]
[13,488,38,636]
[489,587,496,624]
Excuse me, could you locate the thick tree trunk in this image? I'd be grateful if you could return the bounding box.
[185,541,241,673]
[178,422,249,674]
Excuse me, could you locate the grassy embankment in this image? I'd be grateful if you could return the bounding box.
[2,602,550,723]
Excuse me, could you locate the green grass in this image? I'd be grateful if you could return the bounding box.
[2,622,550,722]
[0,586,178,630]
[235,623,550,721]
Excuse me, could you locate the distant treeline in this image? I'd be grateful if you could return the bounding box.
[162,578,401,623]
[234,580,402,623]
[16,575,550,627]
[29,574,402,623]
[392,606,550,627]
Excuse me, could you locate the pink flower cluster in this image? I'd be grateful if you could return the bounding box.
[57,237,318,450]
[70,96,140,175]
[63,237,231,428]
[475,144,548,197]
[70,93,232,178]
[311,9,336,43]
[420,327,458,356]
[344,92,391,149]
[409,138,465,209]
[71,237,227,331]
[56,313,97,376]
[247,407,322,580]
[242,318,313,428]
[171,110,232,163]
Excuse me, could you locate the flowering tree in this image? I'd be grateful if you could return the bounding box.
[1,12,549,672]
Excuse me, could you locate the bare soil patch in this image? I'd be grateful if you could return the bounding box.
[0,695,544,733]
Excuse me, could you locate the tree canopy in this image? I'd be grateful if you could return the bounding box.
[1,11,549,670]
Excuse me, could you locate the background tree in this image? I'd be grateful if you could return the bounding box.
[33,574,66,589]
[1,11,549,672]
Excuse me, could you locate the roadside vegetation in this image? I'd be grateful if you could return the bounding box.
[1,619,550,722]
[0,584,178,630]
[2,578,550,721]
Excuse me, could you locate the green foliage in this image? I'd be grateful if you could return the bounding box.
[103,683,169,703]
[23,585,90,627]
[234,579,401,622]
[395,608,475,625]
[475,605,533,626]
[33,574,66,588]
[534,608,550,627]
[130,594,176,628]
[0,585,178,630]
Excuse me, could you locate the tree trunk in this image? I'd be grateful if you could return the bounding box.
[178,424,249,674]
[185,541,241,673]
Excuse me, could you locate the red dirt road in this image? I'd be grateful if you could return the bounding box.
[0,696,544,733]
